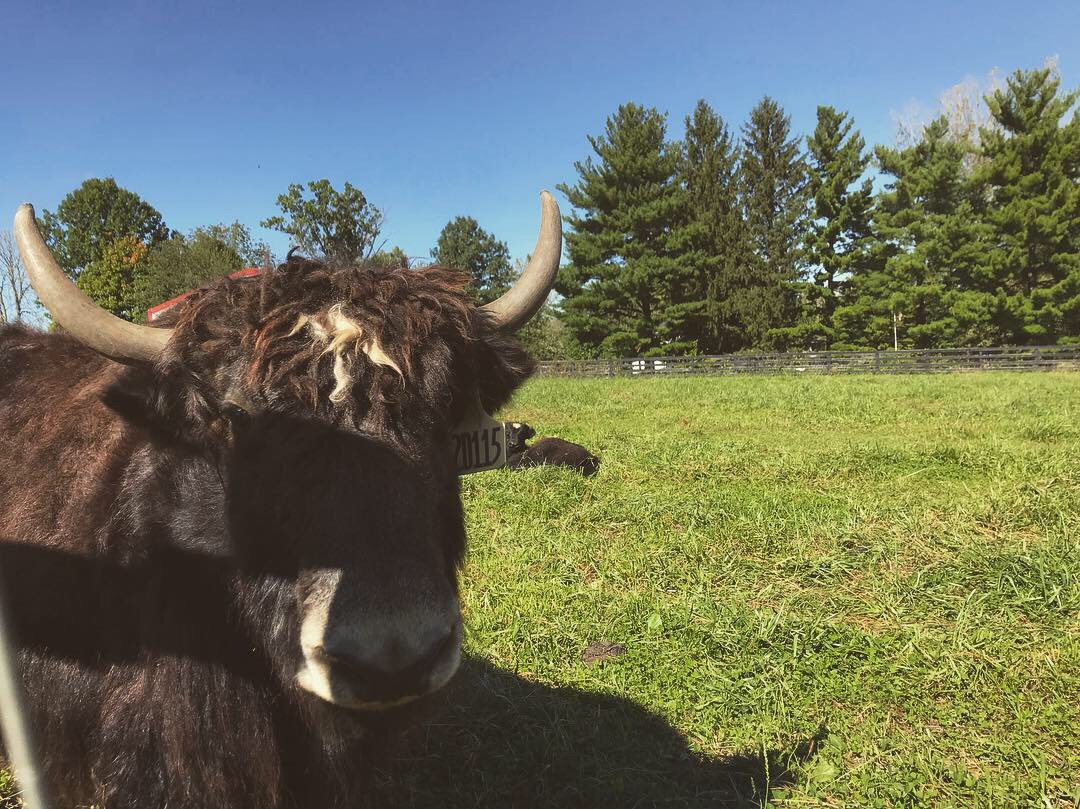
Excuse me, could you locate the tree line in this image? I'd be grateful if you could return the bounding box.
[0,176,520,323]
[2,63,1076,359]
[558,64,1080,356]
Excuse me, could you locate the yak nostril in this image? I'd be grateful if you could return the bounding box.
[318,620,459,681]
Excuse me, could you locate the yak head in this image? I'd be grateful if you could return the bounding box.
[13,193,560,711]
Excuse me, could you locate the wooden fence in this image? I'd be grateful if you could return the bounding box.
[537,345,1080,378]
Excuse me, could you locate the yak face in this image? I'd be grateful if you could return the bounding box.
[226,410,466,710]
[106,257,533,710]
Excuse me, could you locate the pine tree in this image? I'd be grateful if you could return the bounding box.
[979,66,1080,344]
[557,103,701,356]
[793,106,875,349]
[682,100,747,352]
[738,97,810,348]
[837,118,992,348]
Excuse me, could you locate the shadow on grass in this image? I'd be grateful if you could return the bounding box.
[365,656,825,808]
[0,540,822,807]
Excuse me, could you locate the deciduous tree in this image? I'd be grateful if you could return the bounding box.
[196,222,274,268]
[261,180,383,265]
[41,178,170,278]
[369,246,411,270]
[0,230,38,323]
[75,236,150,320]
[131,231,246,321]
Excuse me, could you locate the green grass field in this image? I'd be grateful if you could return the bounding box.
[3,372,1077,807]
[375,372,1079,807]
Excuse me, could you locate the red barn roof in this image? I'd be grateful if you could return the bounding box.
[147,267,261,322]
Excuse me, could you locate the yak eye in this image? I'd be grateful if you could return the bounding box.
[221,401,249,422]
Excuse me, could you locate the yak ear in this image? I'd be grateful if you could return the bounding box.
[102,364,213,449]
[473,328,536,415]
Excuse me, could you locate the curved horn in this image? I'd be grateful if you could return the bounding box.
[482,190,562,331]
[14,203,172,363]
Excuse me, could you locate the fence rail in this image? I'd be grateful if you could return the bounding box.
[537,345,1080,378]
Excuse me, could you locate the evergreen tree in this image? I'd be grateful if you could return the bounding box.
[738,97,810,348]
[557,103,700,357]
[979,66,1080,344]
[682,100,747,352]
[790,106,875,349]
[837,118,992,348]
[430,216,514,304]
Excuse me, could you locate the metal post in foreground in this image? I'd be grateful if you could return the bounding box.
[0,572,53,809]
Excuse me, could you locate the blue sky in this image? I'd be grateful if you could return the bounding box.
[2,0,1077,265]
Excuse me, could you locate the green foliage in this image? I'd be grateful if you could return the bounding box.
[41,177,170,278]
[789,106,876,350]
[31,66,1080,354]
[682,100,747,352]
[131,230,245,321]
[430,217,514,305]
[557,103,702,357]
[75,235,149,319]
[978,66,1080,343]
[261,179,383,265]
[838,118,992,349]
[513,302,584,361]
[829,66,1080,351]
[739,97,811,348]
[195,221,274,268]
[368,246,410,270]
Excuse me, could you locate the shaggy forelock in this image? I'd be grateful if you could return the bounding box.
[166,255,480,416]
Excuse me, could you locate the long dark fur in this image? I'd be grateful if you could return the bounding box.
[0,256,533,808]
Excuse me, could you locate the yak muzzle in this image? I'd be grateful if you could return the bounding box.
[295,571,462,709]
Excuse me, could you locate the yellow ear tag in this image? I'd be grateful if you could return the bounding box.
[451,396,507,475]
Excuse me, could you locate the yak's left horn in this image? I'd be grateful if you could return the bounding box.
[14,203,173,363]
[481,191,561,331]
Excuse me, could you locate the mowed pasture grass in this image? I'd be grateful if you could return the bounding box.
[376,372,1079,807]
[1,373,1076,807]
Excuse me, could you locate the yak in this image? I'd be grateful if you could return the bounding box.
[504,421,537,455]
[0,192,561,808]
[505,422,600,477]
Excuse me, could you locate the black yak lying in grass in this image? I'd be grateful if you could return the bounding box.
[505,422,600,477]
